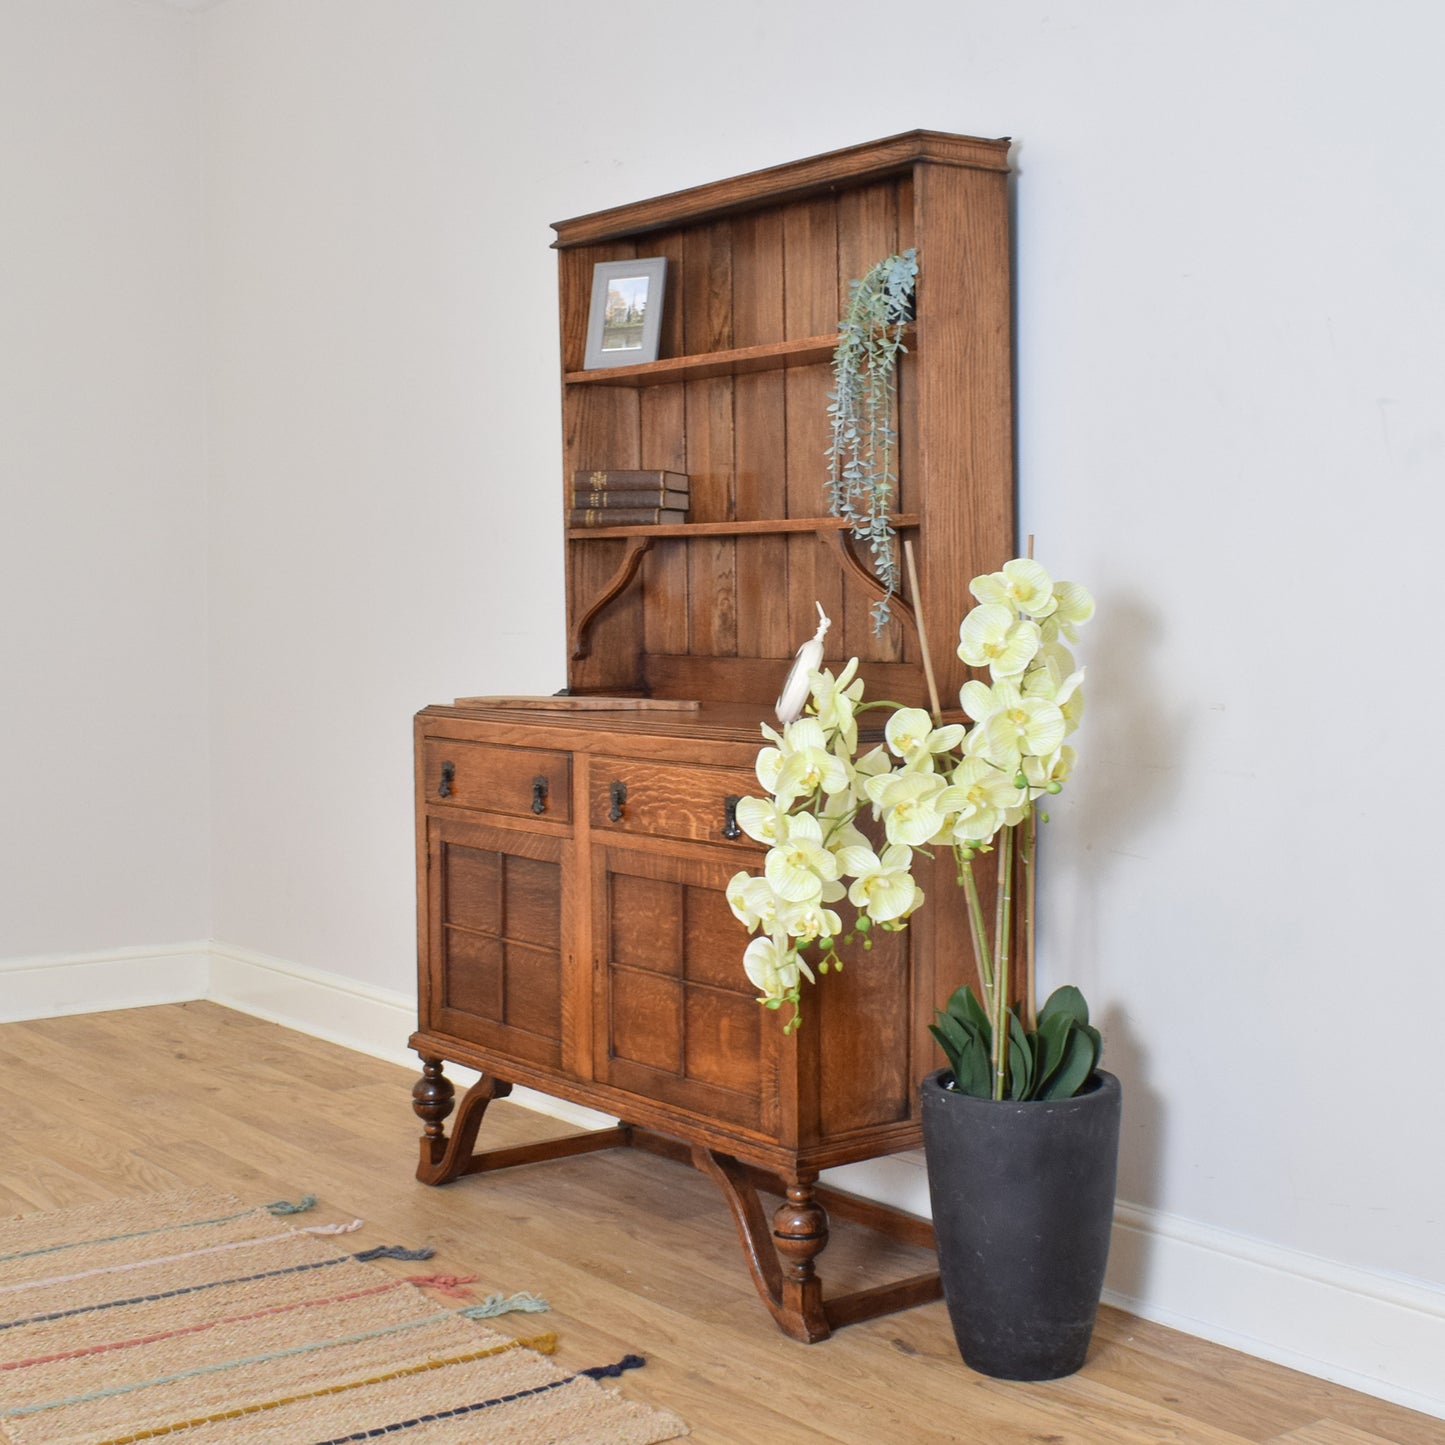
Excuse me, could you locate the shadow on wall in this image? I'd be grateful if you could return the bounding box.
[1051,581,1191,1260]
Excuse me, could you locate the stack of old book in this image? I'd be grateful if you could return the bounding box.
[568,469,689,527]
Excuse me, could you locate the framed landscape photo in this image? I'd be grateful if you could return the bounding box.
[584,257,667,369]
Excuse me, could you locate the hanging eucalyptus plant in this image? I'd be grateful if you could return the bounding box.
[826,248,918,634]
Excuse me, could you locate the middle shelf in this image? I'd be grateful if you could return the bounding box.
[562,328,914,388]
[567,513,920,541]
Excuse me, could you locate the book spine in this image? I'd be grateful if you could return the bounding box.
[570,488,690,509]
[567,507,688,527]
[572,469,689,491]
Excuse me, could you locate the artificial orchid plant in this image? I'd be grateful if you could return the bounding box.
[727,557,1101,1101]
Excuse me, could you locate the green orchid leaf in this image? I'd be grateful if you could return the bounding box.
[1008,1012,1034,1099]
[930,1010,984,1080]
[1039,1028,1094,1100]
[943,984,991,1036]
[1038,984,1089,1030]
[1033,1010,1075,1095]
[927,1023,960,1078]
[954,1035,993,1098]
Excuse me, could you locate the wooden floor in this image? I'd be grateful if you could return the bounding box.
[0,1003,1438,1445]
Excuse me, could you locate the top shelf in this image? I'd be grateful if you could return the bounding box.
[564,333,839,388]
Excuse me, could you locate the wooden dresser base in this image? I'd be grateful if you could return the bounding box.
[411,1057,941,1343]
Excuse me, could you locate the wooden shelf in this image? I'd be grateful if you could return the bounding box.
[564,333,840,388]
[567,513,920,541]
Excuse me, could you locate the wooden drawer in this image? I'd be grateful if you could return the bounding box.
[589,757,759,849]
[421,738,572,824]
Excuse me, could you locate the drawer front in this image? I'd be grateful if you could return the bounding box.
[589,757,759,849]
[421,738,572,824]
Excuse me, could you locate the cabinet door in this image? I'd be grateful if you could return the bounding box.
[423,815,571,1072]
[592,844,778,1137]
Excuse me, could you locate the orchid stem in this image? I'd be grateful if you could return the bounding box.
[958,855,996,1015]
[1022,807,1038,1031]
[992,825,1015,1101]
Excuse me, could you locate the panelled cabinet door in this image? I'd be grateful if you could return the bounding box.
[592,843,779,1139]
[423,815,571,1072]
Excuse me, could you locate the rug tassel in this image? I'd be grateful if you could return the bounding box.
[303,1220,364,1237]
[264,1195,317,1216]
[354,1244,435,1261]
[405,1273,478,1299]
[581,1353,645,1379]
[460,1291,550,1319]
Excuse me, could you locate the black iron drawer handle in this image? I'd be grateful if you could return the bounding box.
[531,776,548,815]
[609,780,627,822]
[438,761,455,798]
[722,796,742,840]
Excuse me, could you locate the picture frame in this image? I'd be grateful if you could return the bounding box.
[584,257,667,369]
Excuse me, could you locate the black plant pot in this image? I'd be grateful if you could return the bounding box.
[920,1068,1122,1381]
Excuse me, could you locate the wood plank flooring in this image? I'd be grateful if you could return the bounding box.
[0,1002,1438,1444]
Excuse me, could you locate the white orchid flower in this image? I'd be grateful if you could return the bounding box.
[817,788,871,855]
[763,812,841,903]
[757,717,850,807]
[1039,580,1095,642]
[810,659,864,753]
[851,744,892,788]
[980,695,1067,771]
[937,756,1019,843]
[863,769,950,847]
[1022,648,1085,734]
[969,558,1058,618]
[1059,685,1084,734]
[1022,745,1077,797]
[959,677,1019,724]
[1021,643,1079,699]
[958,604,1042,679]
[734,795,790,847]
[884,707,966,767]
[743,935,801,1000]
[837,842,922,922]
[778,896,843,943]
[726,872,784,932]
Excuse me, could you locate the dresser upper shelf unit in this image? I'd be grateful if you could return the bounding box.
[553,126,1015,707]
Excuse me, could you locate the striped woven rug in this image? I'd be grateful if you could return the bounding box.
[0,1189,687,1444]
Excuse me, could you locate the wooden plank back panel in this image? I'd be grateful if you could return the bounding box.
[683,219,737,658]
[833,178,905,668]
[564,382,645,692]
[731,206,791,660]
[643,652,923,708]
[781,197,840,663]
[637,228,690,658]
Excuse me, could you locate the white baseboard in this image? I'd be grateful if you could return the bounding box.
[207,941,420,1070]
[205,941,615,1131]
[0,942,210,1022]
[3,940,1441,1420]
[1104,1202,1445,1421]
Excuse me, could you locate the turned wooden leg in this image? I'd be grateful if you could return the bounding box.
[412,1060,513,1185]
[692,1147,832,1343]
[412,1056,455,1167]
[773,1175,830,1343]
